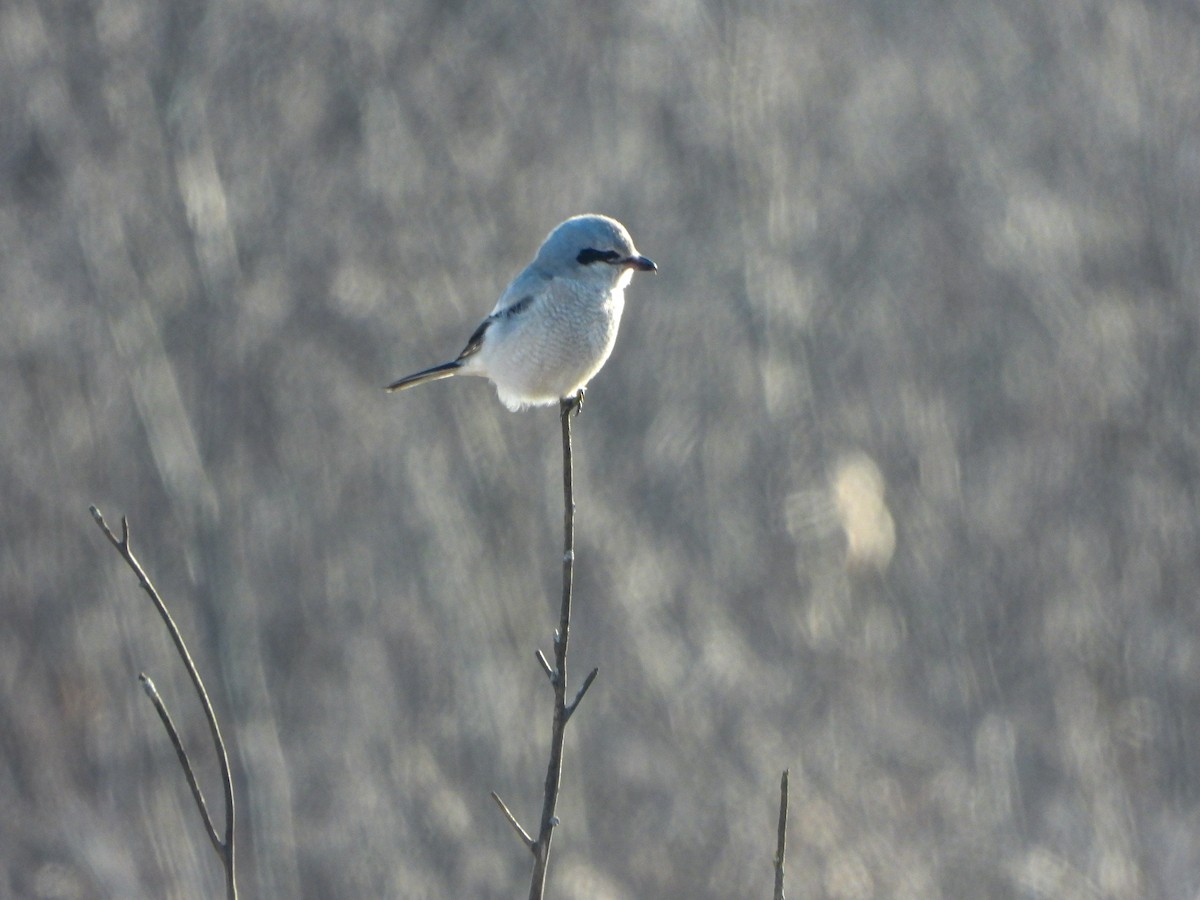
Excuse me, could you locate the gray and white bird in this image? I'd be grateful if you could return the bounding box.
[386,214,656,411]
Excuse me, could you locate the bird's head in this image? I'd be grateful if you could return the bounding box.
[535,214,657,287]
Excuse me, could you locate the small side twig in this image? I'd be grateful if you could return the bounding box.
[91,506,237,900]
[564,667,598,723]
[139,673,222,853]
[490,791,535,852]
[535,649,555,683]
[774,769,789,900]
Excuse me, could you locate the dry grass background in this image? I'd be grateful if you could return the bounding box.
[3,0,1200,897]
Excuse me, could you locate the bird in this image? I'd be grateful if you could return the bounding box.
[386,214,656,411]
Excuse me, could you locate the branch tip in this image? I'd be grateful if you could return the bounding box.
[490,791,535,853]
[90,505,118,547]
[535,650,555,682]
[773,768,789,900]
[564,667,599,721]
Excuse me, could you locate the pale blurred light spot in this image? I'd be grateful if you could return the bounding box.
[0,2,48,66]
[1167,634,1200,684]
[925,765,975,825]
[363,87,427,205]
[755,262,814,331]
[556,858,633,900]
[278,61,329,144]
[824,849,874,900]
[974,714,1017,826]
[426,783,472,840]
[784,487,838,544]
[101,71,151,129]
[26,71,71,132]
[31,862,84,900]
[927,657,982,710]
[840,55,920,183]
[2,246,71,348]
[803,575,852,651]
[1094,4,1148,137]
[176,139,238,287]
[922,57,980,120]
[331,262,389,320]
[1096,850,1141,898]
[642,403,700,474]
[179,158,230,240]
[860,774,904,822]
[887,846,940,900]
[695,610,757,690]
[861,602,902,658]
[1042,592,1114,668]
[898,389,961,505]
[762,355,807,421]
[832,452,895,570]
[1065,298,1144,412]
[1112,696,1160,752]
[235,263,291,354]
[986,191,1081,275]
[1011,848,1099,899]
[795,794,842,851]
[1054,672,1110,783]
[95,0,143,51]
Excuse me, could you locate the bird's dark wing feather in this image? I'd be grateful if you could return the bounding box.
[498,294,535,319]
[456,296,535,361]
[457,319,491,361]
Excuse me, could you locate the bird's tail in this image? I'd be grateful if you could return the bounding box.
[385,360,462,392]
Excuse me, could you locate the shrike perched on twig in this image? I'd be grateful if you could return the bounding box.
[386,214,656,411]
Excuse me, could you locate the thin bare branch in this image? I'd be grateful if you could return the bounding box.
[491,791,536,853]
[774,769,789,900]
[492,397,598,898]
[91,506,238,900]
[527,398,589,899]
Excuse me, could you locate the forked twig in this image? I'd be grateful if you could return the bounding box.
[91,506,237,899]
[492,395,599,900]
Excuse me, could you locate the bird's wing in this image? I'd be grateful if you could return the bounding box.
[489,267,549,316]
[494,293,536,321]
[456,293,538,361]
[456,317,492,361]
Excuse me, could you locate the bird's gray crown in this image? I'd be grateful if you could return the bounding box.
[533,214,637,274]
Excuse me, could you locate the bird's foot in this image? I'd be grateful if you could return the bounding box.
[564,388,586,417]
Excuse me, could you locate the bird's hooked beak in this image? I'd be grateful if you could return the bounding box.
[624,255,657,273]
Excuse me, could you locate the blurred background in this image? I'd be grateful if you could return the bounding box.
[3,0,1199,897]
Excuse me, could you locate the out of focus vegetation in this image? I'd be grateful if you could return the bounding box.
[3,1,1199,897]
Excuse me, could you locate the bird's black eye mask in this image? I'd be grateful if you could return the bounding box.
[576,248,622,266]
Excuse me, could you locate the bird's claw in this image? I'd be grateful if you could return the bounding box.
[566,388,586,417]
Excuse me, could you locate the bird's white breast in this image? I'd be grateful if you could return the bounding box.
[480,280,625,410]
